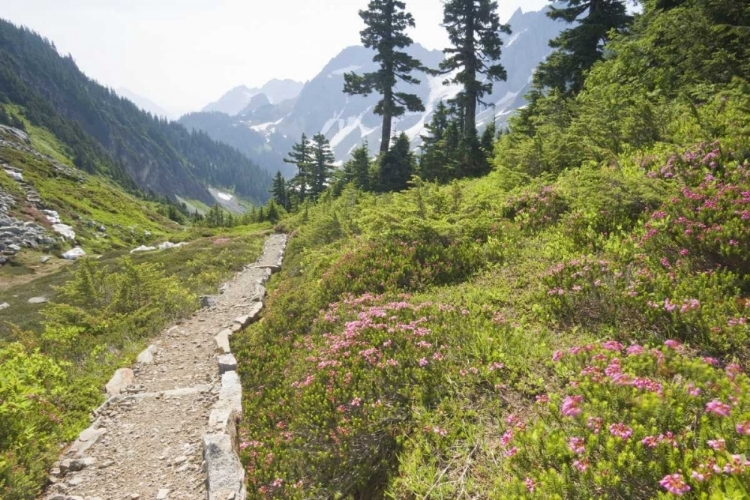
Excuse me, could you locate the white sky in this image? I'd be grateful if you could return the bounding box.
[2,0,549,116]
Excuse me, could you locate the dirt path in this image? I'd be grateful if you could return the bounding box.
[41,234,287,500]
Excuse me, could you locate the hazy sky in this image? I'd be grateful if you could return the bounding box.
[3,0,549,116]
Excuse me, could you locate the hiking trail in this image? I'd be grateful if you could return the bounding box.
[41,233,287,500]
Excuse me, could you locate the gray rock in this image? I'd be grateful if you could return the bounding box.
[97,225,106,233]
[217,354,237,375]
[62,247,86,260]
[66,476,83,487]
[0,302,8,311]
[215,330,231,354]
[136,345,157,364]
[40,256,52,263]
[203,434,247,500]
[200,295,218,308]
[7,243,21,252]
[105,368,135,397]
[28,296,48,304]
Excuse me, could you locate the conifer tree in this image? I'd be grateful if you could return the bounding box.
[438,0,511,137]
[418,101,452,182]
[534,0,631,95]
[309,133,336,200]
[284,133,312,201]
[376,132,415,192]
[270,171,289,210]
[266,201,279,222]
[341,142,372,190]
[344,0,425,153]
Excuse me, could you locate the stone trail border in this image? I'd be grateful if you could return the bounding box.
[41,233,287,500]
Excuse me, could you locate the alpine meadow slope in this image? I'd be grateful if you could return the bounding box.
[232,0,750,498]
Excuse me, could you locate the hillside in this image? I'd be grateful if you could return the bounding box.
[0,19,272,205]
[230,1,750,498]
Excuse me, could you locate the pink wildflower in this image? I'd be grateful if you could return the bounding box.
[552,350,564,361]
[505,446,518,458]
[641,436,659,448]
[705,399,732,417]
[587,417,603,434]
[726,363,743,380]
[525,478,536,492]
[609,423,633,440]
[561,396,583,417]
[568,437,585,455]
[691,470,707,482]
[664,339,682,349]
[626,345,645,356]
[707,439,725,451]
[702,357,719,366]
[601,340,623,351]
[535,394,549,404]
[736,422,750,436]
[501,430,513,447]
[573,458,589,472]
[418,358,428,367]
[350,397,362,407]
[659,474,690,495]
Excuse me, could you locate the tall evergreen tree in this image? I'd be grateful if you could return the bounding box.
[341,142,372,190]
[284,133,312,201]
[418,101,452,182]
[309,133,336,200]
[343,0,425,154]
[438,0,511,137]
[376,132,415,192]
[534,0,631,95]
[270,171,289,210]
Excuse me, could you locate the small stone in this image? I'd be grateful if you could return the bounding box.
[28,296,48,304]
[200,295,218,308]
[67,476,83,487]
[173,455,187,465]
[40,255,51,263]
[62,247,86,260]
[0,302,9,311]
[129,495,141,500]
[156,489,170,500]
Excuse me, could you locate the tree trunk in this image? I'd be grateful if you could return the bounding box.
[380,113,392,154]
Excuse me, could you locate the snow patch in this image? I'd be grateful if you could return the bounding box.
[329,65,361,76]
[216,192,234,202]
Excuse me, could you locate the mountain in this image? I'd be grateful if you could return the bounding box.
[116,87,174,119]
[184,7,566,166]
[0,19,272,205]
[201,79,304,116]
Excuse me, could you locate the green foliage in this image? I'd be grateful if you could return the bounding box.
[535,0,631,95]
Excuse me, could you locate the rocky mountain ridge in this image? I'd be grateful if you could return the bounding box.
[183,7,565,167]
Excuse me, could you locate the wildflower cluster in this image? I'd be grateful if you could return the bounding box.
[501,340,750,498]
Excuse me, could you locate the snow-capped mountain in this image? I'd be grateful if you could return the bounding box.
[202,79,304,115]
[181,6,565,171]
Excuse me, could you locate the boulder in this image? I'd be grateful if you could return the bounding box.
[62,247,86,260]
[136,345,158,364]
[105,368,135,397]
[200,295,218,308]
